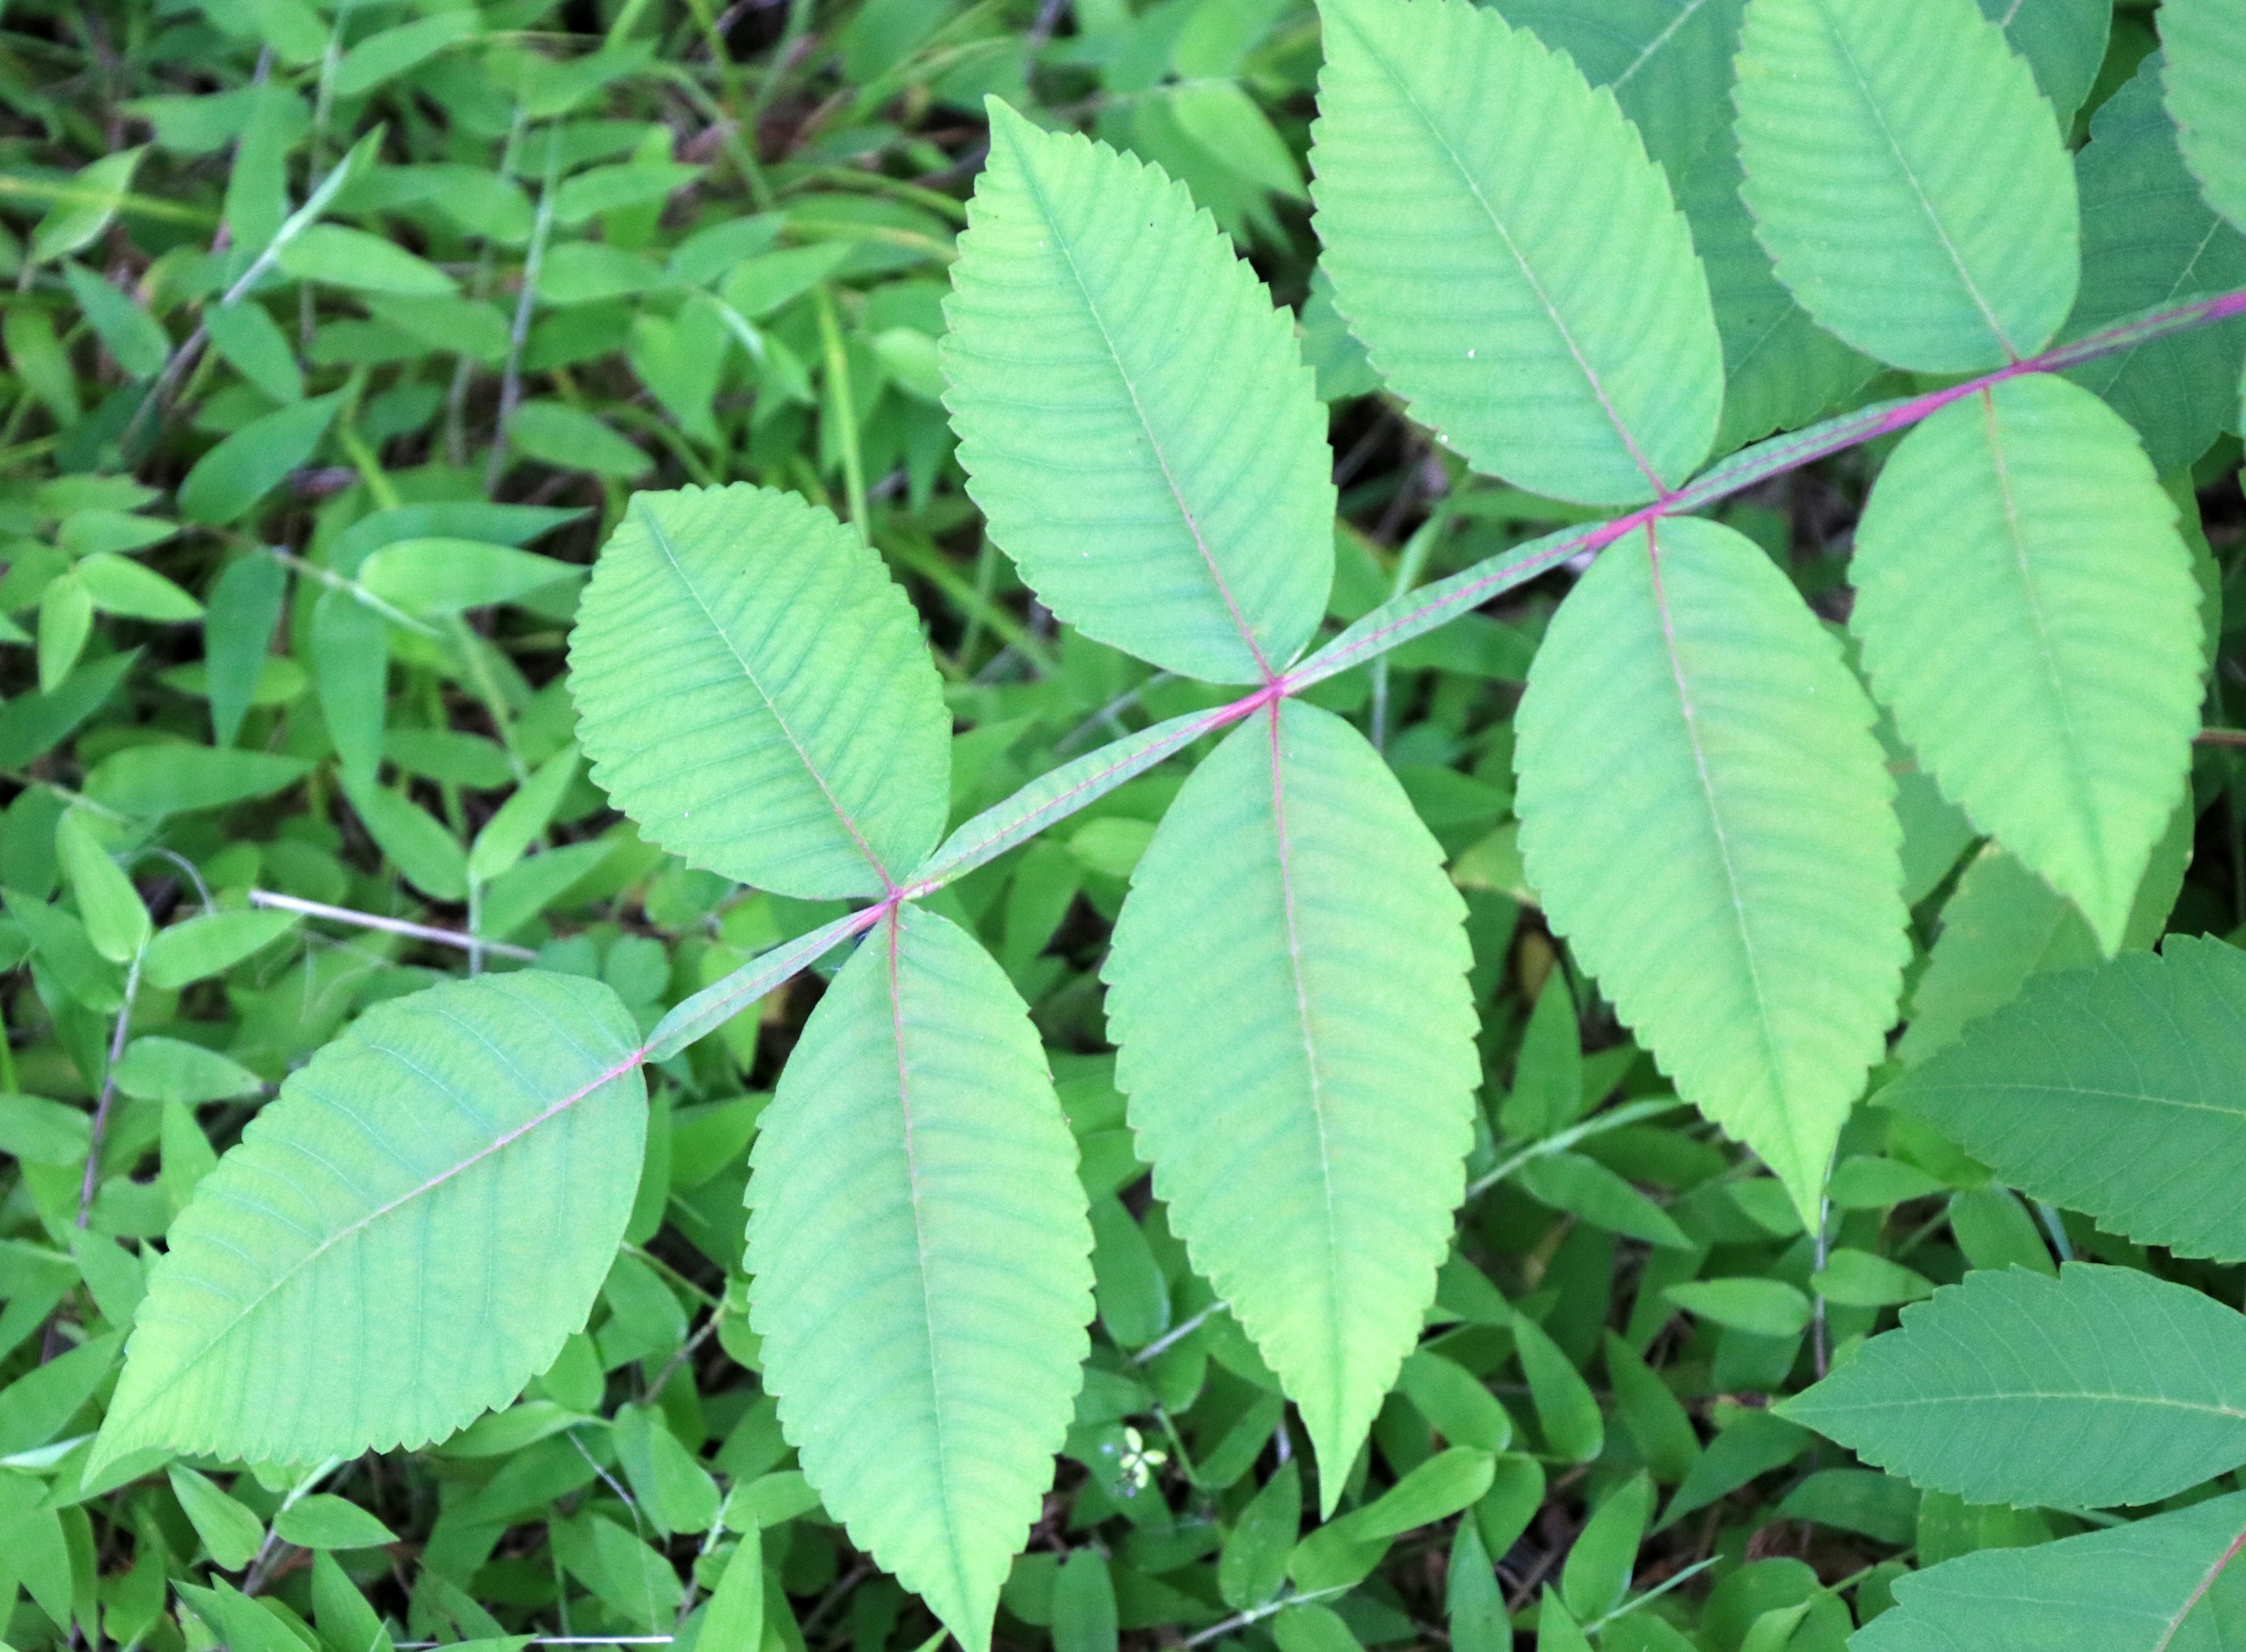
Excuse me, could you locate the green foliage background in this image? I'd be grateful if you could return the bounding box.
[1,2,2244,1651]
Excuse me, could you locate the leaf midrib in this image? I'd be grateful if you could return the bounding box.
[635,498,895,888]
[1975,385,2106,899]
[1811,0,2024,359]
[995,117,1274,682]
[1262,702,1348,1426]
[883,910,977,1617]
[1328,0,1671,497]
[1642,527,1793,1165]
[128,995,640,1437]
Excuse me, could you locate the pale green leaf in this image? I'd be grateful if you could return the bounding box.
[2063,56,2246,477]
[2162,0,2246,235]
[569,484,950,899]
[277,225,456,295]
[747,905,1092,1652]
[508,401,652,480]
[1488,0,1748,182]
[31,147,146,263]
[77,551,202,622]
[113,1036,264,1103]
[468,745,578,885]
[343,774,468,901]
[206,552,290,748]
[359,539,579,615]
[1850,373,2201,953]
[1781,1264,2246,1508]
[312,588,388,789]
[84,744,309,816]
[1854,1490,2246,1652]
[1735,0,2080,371]
[1887,937,2246,1262]
[1514,518,1906,1220]
[168,1467,264,1571]
[273,1494,397,1551]
[332,11,479,98]
[142,910,298,991]
[942,101,1334,683]
[55,809,149,964]
[91,971,647,1471]
[204,302,304,403]
[1897,842,2100,1064]
[1103,700,1479,1500]
[1309,0,1722,505]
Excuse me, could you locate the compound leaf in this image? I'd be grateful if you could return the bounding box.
[1886,937,2246,1262]
[746,905,1093,1652]
[2162,0,2246,234]
[1514,518,1905,1222]
[1781,1264,2246,1509]
[569,484,950,899]
[1735,0,2080,371]
[1849,373,2201,954]
[2064,54,2246,474]
[1103,700,1479,1504]
[1309,0,1723,506]
[942,101,1333,685]
[91,971,646,1472]
[1854,1491,2246,1652]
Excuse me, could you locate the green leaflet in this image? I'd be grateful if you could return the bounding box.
[941,101,1334,685]
[1977,0,2110,129]
[1513,518,1905,1222]
[746,905,1093,1652]
[1897,844,2100,1064]
[91,971,646,1472]
[1487,0,1748,182]
[2064,56,2246,474]
[1103,699,1479,1505]
[1887,937,2246,1263]
[569,485,951,899]
[177,392,341,525]
[1855,1491,2246,1652]
[1734,0,2080,371]
[1849,374,2201,954]
[1679,132,1875,454]
[1308,0,1723,506]
[1781,1264,2246,1509]
[2162,0,2246,235]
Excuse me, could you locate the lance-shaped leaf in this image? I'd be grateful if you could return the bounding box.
[2163,0,2246,235]
[1782,1264,2246,1509]
[1487,0,1748,182]
[1886,937,2246,1263]
[2064,54,2246,474]
[1849,374,2201,954]
[941,101,1333,685]
[569,484,950,899]
[1855,1490,2246,1652]
[1308,0,1723,506]
[1735,0,2080,371]
[1514,518,1906,1222]
[746,906,1093,1652]
[90,971,646,1472]
[1103,700,1479,1503]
